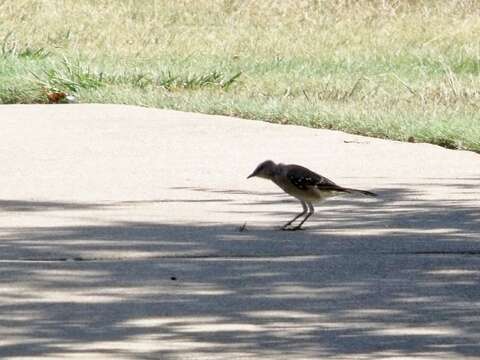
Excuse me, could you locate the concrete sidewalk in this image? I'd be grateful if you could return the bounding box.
[0,104,479,359]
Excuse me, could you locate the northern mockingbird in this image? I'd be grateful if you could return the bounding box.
[247,160,376,230]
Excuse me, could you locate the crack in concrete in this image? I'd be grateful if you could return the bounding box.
[0,251,478,263]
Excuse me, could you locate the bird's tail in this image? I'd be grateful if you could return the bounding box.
[344,188,377,197]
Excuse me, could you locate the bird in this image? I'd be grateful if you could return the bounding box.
[247,160,376,230]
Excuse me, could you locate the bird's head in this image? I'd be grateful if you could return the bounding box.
[247,160,277,180]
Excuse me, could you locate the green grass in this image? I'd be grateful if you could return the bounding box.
[1,0,480,152]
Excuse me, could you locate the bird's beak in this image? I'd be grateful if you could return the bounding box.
[247,172,255,179]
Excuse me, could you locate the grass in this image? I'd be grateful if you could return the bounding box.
[1,0,480,152]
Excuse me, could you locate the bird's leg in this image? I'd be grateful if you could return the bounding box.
[282,200,307,230]
[292,202,315,230]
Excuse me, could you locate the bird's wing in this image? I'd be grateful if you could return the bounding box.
[286,165,348,192]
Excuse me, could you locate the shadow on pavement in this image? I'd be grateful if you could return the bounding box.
[0,182,479,358]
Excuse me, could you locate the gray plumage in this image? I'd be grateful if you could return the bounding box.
[247,160,376,230]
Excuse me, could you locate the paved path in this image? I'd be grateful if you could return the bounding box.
[0,104,479,359]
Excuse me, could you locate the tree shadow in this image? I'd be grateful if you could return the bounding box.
[0,182,479,358]
[0,199,108,212]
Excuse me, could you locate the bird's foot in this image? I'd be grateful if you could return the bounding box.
[281,223,293,231]
[292,226,305,231]
[281,225,304,231]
